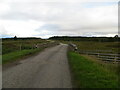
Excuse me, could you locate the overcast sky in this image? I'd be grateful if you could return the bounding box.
[0,0,119,38]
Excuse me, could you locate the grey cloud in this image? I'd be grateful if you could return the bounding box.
[0,2,73,21]
[35,24,61,31]
[0,1,118,38]
[34,24,61,38]
[0,26,13,38]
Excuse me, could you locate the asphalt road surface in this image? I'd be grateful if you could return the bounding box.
[3,44,72,88]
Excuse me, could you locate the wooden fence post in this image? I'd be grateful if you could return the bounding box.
[114,55,117,63]
[20,44,22,51]
[97,53,100,59]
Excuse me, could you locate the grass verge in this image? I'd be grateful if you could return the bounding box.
[2,49,42,64]
[68,51,119,88]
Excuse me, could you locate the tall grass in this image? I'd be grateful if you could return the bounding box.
[2,39,49,54]
[73,41,119,53]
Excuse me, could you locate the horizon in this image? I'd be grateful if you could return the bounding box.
[1,35,119,39]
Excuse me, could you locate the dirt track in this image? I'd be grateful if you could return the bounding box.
[3,44,72,88]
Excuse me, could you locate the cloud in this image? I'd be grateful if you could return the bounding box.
[0,25,10,37]
[36,24,61,31]
[0,2,10,16]
[0,0,119,3]
[0,0,118,38]
[0,20,44,37]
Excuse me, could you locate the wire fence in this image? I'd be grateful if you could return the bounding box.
[69,44,120,62]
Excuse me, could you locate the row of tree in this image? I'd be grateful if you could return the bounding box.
[2,36,41,40]
[49,35,120,42]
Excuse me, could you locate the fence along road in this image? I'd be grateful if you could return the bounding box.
[78,50,120,62]
[3,44,72,88]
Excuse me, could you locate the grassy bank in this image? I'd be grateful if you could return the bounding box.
[68,52,119,88]
[2,48,42,64]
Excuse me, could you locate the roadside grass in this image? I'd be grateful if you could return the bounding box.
[2,39,59,64]
[81,55,118,74]
[68,52,119,88]
[2,48,42,64]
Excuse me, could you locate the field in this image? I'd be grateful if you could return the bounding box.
[68,52,119,88]
[2,38,57,64]
[65,40,119,88]
[73,41,119,53]
[61,40,119,53]
[2,39,49,54]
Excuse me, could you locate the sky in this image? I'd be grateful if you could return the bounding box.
[0,0,119,38]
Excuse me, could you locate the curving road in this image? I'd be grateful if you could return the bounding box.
[3,44,72,88]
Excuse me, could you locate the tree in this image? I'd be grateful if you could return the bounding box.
[14,36,17,40]
[114,35,118,38]
[114,35,119,42]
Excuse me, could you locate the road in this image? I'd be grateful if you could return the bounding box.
[3,44,72,88]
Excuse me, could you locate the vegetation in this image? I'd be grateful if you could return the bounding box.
[73,41,119,53]
[2,38,56,64]
[50,36,119,88]
[2,38,48,54]
[2,49,42,64]
[68,52,119,88]
[49,36,120,42]
[50,36,119,53]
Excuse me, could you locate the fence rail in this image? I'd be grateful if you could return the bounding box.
[78,50,120,62]
[69,44,120,62]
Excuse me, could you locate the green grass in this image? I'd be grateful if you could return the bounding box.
[60,40,119,53]
[2,39,49,54]
[68,52,119,88]
[2,49,42,64]
[73,41,119,53]
[2,39,59,64]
